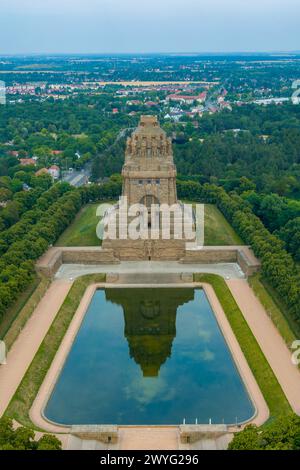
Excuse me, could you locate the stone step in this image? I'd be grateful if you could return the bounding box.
[116,273,182,284]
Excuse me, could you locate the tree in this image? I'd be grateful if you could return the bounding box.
[238,177,256,193]
[259,194,286,231]
[229,415,300,450]
[276,217,300,261]
[0,187,12,202]
[228,425,263,450]
[37,434,62,450]
[0,417,62,450]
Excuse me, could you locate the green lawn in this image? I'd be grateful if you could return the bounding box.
[5,274,106,428]
[204,204,243,246]
[55,203,104,247]
[194,273,291,419]
[56,202,242,247]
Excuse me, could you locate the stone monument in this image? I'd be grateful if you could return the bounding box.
[102,115,194,260]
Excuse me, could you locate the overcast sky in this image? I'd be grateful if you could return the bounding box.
[0,0,299,54]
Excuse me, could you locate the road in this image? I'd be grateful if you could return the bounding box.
[61,128,132,187]
[62,168,90,187]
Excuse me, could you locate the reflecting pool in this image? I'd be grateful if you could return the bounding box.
[44,288,254,425]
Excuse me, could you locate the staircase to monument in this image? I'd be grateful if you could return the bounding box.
[67,426,232,450]
[116,272,183,284]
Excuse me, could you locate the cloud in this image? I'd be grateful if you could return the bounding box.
[181,348,215,362]
[124,375,176,405]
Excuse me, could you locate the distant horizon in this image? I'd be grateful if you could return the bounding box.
[1,51,300,57]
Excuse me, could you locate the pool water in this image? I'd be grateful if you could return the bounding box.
[44,288,254,425]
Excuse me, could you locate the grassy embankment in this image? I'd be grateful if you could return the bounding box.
[194,273,291,420]
[55,203,102,246]
[204,204,243,246]
[55,202,243,247]
[0,275,51,350]
[5,274,106,429]
[249,274,299,348]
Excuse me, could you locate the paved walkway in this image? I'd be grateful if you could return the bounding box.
[0,280,72,417]
[66,427,232,450]
[118,428,179,450]
[227,279,300,415]
[56,261,245,280]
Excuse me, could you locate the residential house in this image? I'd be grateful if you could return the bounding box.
[48,165,60,179]
[35,168,49,177]
[19,158,36,166]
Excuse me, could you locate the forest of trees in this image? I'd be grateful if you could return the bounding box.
[173,103,300,198]
[241,190,300,261]
[172,104,300,267]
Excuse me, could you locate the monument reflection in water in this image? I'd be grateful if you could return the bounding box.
[44,288,254,425]
[108,288,192,379]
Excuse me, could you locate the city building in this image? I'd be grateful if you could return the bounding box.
[166,92,206,104]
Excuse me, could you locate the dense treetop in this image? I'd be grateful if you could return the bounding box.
[0,417,61,450]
